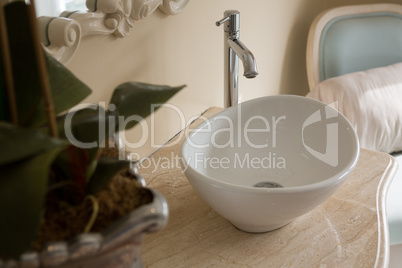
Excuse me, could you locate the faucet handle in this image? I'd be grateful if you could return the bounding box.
[215,10,240,37]
[215,16,230,27]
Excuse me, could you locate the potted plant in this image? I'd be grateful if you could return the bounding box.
[0,1,183,266]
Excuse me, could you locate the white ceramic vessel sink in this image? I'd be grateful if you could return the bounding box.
[181,95,359,232]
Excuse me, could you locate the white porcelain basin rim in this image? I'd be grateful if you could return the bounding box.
[181,95,360,193]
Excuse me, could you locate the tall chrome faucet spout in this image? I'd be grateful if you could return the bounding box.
[227,39,259,78]
[216,10,258,108]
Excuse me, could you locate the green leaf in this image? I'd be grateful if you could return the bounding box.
[0,122,67,166]
[86,157,99,183]
[86,157,130,194]
[54,106,120,185]
[0,146,66,258]
[56,106,110,160]
[110,82,185,130]
[56,106,102,147]
[28,54,92,128]
[54,106,113,185]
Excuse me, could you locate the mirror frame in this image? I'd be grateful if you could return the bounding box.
[38,0,190,64]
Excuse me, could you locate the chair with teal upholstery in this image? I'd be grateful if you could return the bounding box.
[306,3,402,90]
[306,4,402,267]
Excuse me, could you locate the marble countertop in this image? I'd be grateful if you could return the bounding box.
[138,108,397,268]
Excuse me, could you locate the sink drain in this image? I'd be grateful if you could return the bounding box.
[254,181,284,188]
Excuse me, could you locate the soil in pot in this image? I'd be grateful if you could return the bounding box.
[31,148,153,251]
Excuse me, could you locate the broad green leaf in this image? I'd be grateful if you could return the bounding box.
[0,146,66,258]
[110,82,185,130]
[56,106,109,159]
[54,106,113,184]
[0,122,67,166]
[28,55,92,127]
[86,157,130,194]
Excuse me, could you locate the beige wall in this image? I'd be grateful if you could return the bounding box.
[66,0,402,158]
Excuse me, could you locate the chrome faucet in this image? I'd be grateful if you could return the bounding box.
[216,10,258,108]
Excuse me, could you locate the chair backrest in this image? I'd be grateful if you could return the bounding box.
[306,4,402,90]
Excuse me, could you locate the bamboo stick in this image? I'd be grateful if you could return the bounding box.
[0,2,18,125]
[26,0,59,138]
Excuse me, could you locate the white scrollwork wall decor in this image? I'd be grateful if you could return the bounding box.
[159,0,189,15]
[40,0,190,64]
